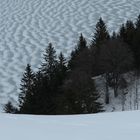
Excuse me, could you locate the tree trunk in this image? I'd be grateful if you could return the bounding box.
[121,89,125,111]
[105,82,109,104]
[134,70,139,110]
[114,86,118,97]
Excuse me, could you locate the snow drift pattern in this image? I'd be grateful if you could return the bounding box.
[0,0,140,105]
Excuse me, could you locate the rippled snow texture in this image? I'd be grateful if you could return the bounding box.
[0,0,140,106]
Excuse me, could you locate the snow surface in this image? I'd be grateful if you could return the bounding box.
[1,111,140,140]
[0,0,140,106]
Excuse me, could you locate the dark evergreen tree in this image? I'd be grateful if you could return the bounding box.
[33,71,56,114]
[118,19,139,70]
[68,34,88,70]
[41,43,57,78]
[39,43,58,114]
[132,15,140,70]
[18,64,35,113]
[62,70,103,114]
[57,52,67,84]
[119,21,135,46]
[90,18,110,76]
[125,20,135,45]
[4,101,17,113]
[53,52,68,114]
[77,33,87,51]
[119,24,126,40]
[135,15,140,28]
[91,17,110,48]
[111,31,117,40]
[62,34,103,114]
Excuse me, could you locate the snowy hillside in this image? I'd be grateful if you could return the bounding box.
[0,0,140,106]
[1,111,140,140]
[94,73,140,112]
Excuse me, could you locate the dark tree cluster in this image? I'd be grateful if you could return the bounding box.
[5,14,140,114]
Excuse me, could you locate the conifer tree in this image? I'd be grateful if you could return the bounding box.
[39,43,58,114]
[41,43,57,78]
[62,70,103,114]
[53,53,68,114]
[135,14,140,29]
[33,71,55,114]
[90,18,110,76]
[111,31,117,40]
[4,101,17,113]
[119,24,126,41]
[68,34,88,70]
[77,33,87,51]
[57,52,67,83]
[91,17,110,48]
[125,20,135,45]
[18,64,35,113]
[119,21,135,46]
[132,15,140,69]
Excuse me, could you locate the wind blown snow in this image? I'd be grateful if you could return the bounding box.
[0,0,140,106]
[1,111,140,140]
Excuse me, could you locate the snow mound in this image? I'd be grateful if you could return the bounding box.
[1,111,140,140]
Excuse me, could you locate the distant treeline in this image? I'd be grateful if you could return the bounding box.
[4,15,140,114]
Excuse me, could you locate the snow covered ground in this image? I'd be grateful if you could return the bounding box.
[95,73,140,112]
[1,111,140,140]
[0,0,140,106]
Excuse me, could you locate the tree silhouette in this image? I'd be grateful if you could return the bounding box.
[18,64,35,113]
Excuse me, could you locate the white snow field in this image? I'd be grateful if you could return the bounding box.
[0,0,140,106]
[1,111,140,140]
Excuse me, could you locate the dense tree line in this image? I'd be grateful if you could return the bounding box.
[5,15,140,114]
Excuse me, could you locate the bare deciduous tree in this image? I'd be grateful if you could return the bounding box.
[99,39,133,100]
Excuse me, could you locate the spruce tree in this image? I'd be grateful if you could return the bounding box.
[62,70,103,114]
[119,24,126,41]
[57,52,67,83]
[33,71,55,114]
[53,53,67,114]
[68,34,88,70]
[91,17,110,48]
[18,64,35,113]
[132,15,140,69]
[4,101,17,113]
[90,18,110,76]
[135,14,140,29]
[111,31,117,40]
[41,43,57,78]
[125,20,135,46]
[77,33,87,51]
[39,43,58,114]
[119,21,135,46]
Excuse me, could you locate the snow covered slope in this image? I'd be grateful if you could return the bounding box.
[0,0,140,106]
[1,111,140,140]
